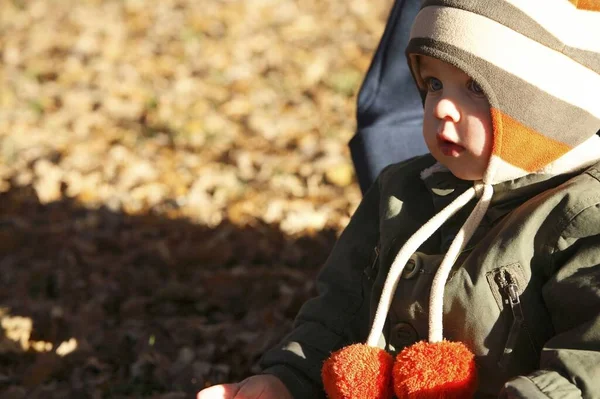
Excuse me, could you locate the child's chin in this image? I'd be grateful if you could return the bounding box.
[446,164,483,181]
[429,152,484,181]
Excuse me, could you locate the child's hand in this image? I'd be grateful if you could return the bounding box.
[197,375,293,399]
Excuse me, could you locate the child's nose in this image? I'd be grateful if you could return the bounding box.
[433,97,461,123]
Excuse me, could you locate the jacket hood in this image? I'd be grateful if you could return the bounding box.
[406,0,600,185]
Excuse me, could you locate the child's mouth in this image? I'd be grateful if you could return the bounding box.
[437,138,465,157]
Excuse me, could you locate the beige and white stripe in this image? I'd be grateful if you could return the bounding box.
[421,0,600,71]
[503,0,600,52]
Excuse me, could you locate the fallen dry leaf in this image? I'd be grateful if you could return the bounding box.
[0,0,392,396]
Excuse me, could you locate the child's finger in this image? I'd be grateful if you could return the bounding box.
[197,383,241,399]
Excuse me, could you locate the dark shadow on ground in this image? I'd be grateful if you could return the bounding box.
[0,184,339,398]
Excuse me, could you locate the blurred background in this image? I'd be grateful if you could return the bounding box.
[0,0,391,397]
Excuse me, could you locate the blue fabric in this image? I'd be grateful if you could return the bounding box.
[350,0,427,193]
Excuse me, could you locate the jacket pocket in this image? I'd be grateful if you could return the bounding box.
[486,264,538,370]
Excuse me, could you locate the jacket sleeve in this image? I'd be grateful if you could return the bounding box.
[500,203,600,399]
[259,173,382,398]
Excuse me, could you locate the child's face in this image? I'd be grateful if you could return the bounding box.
[419,56,493,181]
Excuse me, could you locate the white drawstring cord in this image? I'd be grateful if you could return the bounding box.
[366,186,478,346]
[428,183,493,342]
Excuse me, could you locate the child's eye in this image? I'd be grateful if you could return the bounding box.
[425,77,443,92]
[468,79,485,96]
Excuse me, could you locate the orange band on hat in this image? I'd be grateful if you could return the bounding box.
[569,0,600,11]
[491,109,572,172]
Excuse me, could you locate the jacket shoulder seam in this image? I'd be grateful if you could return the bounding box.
[549,194,600,259]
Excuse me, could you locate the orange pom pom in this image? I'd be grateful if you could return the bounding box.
[322,343,394,399]
[392,340,477,399]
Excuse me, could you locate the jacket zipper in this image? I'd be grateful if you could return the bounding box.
[496,270,525,370]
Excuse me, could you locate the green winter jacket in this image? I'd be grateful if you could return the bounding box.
[260,154,600,398]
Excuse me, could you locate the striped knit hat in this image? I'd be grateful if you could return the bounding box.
[323,2,600,398]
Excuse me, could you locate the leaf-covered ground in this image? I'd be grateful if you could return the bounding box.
[0,0,390,397]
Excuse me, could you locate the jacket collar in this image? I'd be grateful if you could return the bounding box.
[419,156,596,253]
[421,157,597,220]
